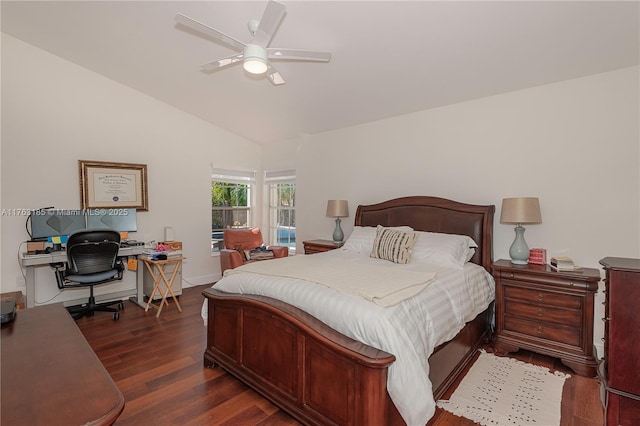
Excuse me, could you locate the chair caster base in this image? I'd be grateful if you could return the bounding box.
[66,299,124,321]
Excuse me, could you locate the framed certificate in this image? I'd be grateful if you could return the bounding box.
[79,160,148,211]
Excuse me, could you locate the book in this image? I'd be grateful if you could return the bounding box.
[249,249,274,260]
[529,248,547,265]
[550,263,582,272]
[550,256,576,271]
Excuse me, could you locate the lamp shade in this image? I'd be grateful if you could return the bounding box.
[500,197,542,224]
[326,200,349,218]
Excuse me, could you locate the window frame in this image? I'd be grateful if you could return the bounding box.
[265,170,296,254]
[211,168,255,252]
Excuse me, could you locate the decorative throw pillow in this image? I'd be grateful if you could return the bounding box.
[370,225,418,264]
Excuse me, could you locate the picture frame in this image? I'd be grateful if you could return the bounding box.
[79,160,149,211]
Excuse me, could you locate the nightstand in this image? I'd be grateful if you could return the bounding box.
[491,259,601,377]
[303,239,344,254]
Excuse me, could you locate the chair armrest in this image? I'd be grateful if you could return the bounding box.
[268,246,289,258]
[115,257,126,272]
[220,249,245,274]
[49,262,66,289]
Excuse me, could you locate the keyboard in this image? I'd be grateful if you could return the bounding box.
[121,240,144,247]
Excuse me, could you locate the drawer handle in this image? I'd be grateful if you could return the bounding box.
[602,317,610,322]
[509,273,514,278]
[537,326,543,334]
[537,293,544,301]
[537,308,544,317]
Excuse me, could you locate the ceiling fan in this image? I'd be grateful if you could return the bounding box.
[175,0,331,85]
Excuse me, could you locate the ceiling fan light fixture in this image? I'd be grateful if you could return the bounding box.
[243,44,268,74]
[177,1,331,85]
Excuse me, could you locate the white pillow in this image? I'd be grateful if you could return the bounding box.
[342,225,414,253]
[410,231,478,269]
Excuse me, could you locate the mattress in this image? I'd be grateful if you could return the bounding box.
[203,250,495,425]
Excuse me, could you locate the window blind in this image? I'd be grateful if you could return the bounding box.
[264,169,296,183]
[211,167,256,184]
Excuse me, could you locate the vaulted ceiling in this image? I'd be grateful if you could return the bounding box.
[2,1,638,144]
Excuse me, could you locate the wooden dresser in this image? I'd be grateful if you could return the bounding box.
[598,257,640,426]
[492,259,601,377]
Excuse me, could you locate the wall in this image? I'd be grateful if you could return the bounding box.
[1,34,261,304]
[3,31,638,353]
[263,66,640,355]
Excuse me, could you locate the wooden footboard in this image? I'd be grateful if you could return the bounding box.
[204,288,492,426]
[204,288,396,426]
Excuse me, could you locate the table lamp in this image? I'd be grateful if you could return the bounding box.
[500,197,542,265]
[326,200,349,244]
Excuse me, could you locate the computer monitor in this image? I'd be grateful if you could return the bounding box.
[30,210,86,240]
[86,208,137,233]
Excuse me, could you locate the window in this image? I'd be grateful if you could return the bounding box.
[211,168,255,252]
[266,170,296,254]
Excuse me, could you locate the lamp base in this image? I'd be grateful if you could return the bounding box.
[509,225,530,265]
[332,218,344,244]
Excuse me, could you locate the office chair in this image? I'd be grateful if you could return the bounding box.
[51,229,125,320]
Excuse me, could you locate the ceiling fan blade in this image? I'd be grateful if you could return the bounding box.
[175,13,246,52]
[202,53,244,72]
[267,48,331,62]
[266,64,286,85]
[252,0,286,47]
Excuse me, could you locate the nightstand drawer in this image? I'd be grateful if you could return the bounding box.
[504,286,582,309]
[499,270,590,289]
[505,300,581,327]
[504,316,580,346]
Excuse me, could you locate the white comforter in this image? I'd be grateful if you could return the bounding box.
[202,250,495,426]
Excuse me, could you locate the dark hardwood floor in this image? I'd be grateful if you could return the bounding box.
[76,284,604,425]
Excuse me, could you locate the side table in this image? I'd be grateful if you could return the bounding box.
[140,256,185,317]
[0,291,25,309]
[492,259,601,376]
[303,239,344,254]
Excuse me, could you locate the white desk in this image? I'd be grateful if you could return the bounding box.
[21,246,145,308]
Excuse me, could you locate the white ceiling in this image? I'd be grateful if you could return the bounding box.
[2,1,638,144]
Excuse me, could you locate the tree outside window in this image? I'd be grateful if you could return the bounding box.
[211,174,252,251]
[266,171,296,253]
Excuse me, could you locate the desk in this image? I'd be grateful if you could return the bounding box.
[21,246,144,308]
[140,256,185,317]
[1,304,125,425]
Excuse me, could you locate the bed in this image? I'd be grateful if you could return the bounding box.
[202,196,495,425]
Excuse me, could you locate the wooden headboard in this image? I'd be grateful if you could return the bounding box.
[354,196,495,271]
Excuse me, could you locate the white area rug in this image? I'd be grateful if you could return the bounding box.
[436,350,570,426]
